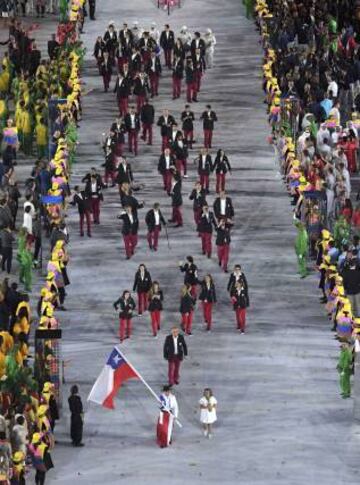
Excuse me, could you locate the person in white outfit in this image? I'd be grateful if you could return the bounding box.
[179,26,192,49]
[157,385,179,447]
[199,388,217,438]
[150,22,160,45]
[204,28,217,68]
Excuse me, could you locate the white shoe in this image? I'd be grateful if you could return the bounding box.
[203,430,208,437]
[183,174,189,178]
[208,433,212,439]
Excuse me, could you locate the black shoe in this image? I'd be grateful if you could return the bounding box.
[174,224,183,227]
[168,219,175,223]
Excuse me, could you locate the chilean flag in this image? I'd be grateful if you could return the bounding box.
[88,347,139,409]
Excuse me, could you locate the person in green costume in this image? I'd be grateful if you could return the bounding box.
[17,228,32,292]
[243,0,254,19]
[333,215,350,249]
[337,342,353,398]
[294,220,308,278]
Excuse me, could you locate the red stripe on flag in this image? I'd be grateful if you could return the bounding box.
[102,364,139,409]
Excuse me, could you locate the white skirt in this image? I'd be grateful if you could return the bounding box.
[200,409,217,424]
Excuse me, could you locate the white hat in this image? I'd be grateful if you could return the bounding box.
[181,25,187,31]
[151,22,156,27]
[206,28,212,34]
[133,21,139,26]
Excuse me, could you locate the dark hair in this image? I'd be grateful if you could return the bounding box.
[71,385,78,395]
[186,256,194,263]
[16,415,25,425]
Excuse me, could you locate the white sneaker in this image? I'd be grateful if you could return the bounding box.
[203,430,208,437]
[183,174,189,178]
[208,433,212,439]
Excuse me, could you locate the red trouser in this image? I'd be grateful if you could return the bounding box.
[118,97,129,116]
[162,170,172,192]
[184,130,194,147]
[137,94,146,112]
[195,71,202,92]
[105,170,116,184]
[115,142,123,156]
[204,129,213,148]
[175,158,187,175]
[182,311,194,334]
[194,208,202,226]
[186,82,197,102]
[235,308,246,331]
[200,232,212,256]
[149,72,159,96]
[172,206,183,225]
[168,356,181,385]
[199,173,209,191]
[164,49,172,68]
[150,310,161,335]
[216,173,226,193]
[202,302,213,329]
[217,244,230,271]
[191,285,197,299]
[128,129,138,155]
[79,210,91,235]
[172,77,182,98]
[123,234,137,258]
[147,226,160,250]
[91,198,100,223]
[142,123,153,144]
[162,136,169,151]
[102,73,111,90]
[137,292,148,314]
[119,317,132,341]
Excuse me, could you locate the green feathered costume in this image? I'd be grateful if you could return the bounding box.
[294,220,309,278]
[333,216,351,249]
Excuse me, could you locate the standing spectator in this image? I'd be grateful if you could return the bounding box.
[163,326,188,386]
[341,257,360,317]
[28,432,54,485]
[199,388,217,438]
[68,385,84,447]
[1,226,13,274]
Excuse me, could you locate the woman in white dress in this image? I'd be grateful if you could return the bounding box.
[199,388,217,438]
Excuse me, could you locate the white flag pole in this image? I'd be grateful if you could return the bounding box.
[115,346,182,427]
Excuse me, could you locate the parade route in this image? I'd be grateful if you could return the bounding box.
[46,1,359,484]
